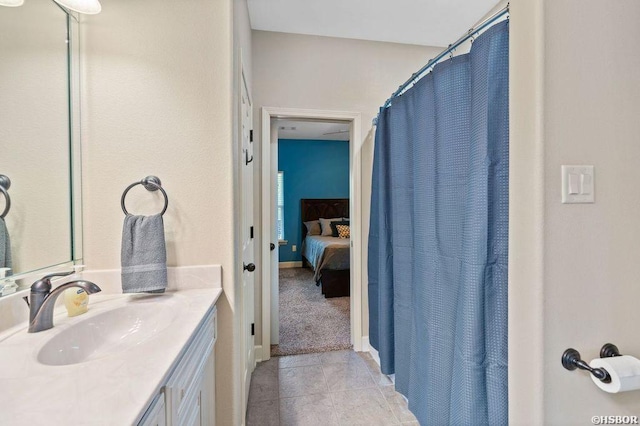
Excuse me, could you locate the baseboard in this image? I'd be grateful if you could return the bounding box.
[362,336,370,351]
[254,345,263,363]
[361,337,393,384]
[362,336,371,352]
[279,261,302,269]
[362,336,381,366]
[263,345,271,361]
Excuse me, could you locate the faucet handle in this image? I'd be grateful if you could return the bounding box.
[42,271,75,281]
[31,271,75,293]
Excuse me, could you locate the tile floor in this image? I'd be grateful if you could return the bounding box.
[246,350,419,426]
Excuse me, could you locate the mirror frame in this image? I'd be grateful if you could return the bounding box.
[1,7,84,296]
[69,11,83,268]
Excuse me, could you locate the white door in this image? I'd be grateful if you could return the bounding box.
[240,66,255,416]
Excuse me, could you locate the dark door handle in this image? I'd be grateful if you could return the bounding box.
[243,263,256,272]
[270,243,275,251]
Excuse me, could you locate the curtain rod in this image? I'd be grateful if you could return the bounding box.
[373,3,509,126]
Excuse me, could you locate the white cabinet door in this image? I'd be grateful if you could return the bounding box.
[199,351,215,426]
[180,387,202,426]
[181,351,214,426]
[139,392,167,426]
[170,309,216,426]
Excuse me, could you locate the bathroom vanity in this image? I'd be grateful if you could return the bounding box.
[139,299,217,426]
[0,3,227,424]
[0,267,222,426]
[0,1,230,423]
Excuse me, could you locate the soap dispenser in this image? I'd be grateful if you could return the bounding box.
[64,264,89,317]
[0,268,17,296]
[64,287,89,316]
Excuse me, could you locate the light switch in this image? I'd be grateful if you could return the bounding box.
[568,173,580,195]
[581,172,593,195]
[562,165,595,203]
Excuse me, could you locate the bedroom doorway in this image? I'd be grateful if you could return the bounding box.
[260,108,363,361]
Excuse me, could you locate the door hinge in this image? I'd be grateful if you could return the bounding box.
[250,130,253,142]
[251,323,255,336]
[250,226,254,239]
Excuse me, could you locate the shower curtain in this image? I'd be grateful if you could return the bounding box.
[368,21,509,425]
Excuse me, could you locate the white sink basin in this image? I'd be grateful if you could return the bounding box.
[37,298,177,366]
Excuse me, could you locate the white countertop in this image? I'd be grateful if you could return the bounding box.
[0,287,222,425]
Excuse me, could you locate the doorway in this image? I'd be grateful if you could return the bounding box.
[260,107,363,361]
[275,120,351,356]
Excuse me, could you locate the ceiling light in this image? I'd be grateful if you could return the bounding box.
[0,0,25,7]
[52,0,101,14]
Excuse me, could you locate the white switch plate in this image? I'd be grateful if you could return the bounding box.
[561,165,595,204]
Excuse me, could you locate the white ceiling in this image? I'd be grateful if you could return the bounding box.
[247,0,502,47]
[277,120,350,141]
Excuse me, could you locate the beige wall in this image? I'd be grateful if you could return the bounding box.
[511,0,640,423]
[80,0,244,424]
[0,0,72,276]
[251,30,442,345]
[544,0,640,422]
[509,0,545,423]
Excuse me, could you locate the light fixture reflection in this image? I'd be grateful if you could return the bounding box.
[52,0,101,14]
[0,0,25,7]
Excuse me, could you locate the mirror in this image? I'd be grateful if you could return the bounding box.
[0,0,82,295]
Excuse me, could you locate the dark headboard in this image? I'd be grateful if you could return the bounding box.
[301,198,349,240]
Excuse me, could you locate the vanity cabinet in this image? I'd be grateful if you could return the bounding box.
[139,306,217,426]
[141,393,167,426]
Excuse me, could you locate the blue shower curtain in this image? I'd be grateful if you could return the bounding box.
[368,21,509,425]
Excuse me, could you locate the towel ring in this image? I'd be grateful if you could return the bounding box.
[0,175,11,219]
[121,175,168,216]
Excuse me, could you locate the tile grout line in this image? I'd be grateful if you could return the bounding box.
[276,359,280,415]
[374,385,402,425]
[362,358,403,425]
[325,353,396,425]
[319,360,341,425]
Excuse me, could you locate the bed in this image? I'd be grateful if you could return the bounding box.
[300,198,350,298]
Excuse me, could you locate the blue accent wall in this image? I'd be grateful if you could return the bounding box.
[278,139,349,262]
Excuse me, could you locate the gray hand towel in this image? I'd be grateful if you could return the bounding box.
[0,217,12,270]
[121,214,167,293]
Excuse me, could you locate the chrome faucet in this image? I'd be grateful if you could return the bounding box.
[24,271,101,333]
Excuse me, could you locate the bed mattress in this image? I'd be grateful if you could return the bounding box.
[301,235,350,282]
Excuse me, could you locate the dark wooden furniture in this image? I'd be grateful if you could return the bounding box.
[300,198,350,298]
[317,269,350,298]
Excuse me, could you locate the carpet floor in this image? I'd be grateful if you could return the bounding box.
[271,267,351,357]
